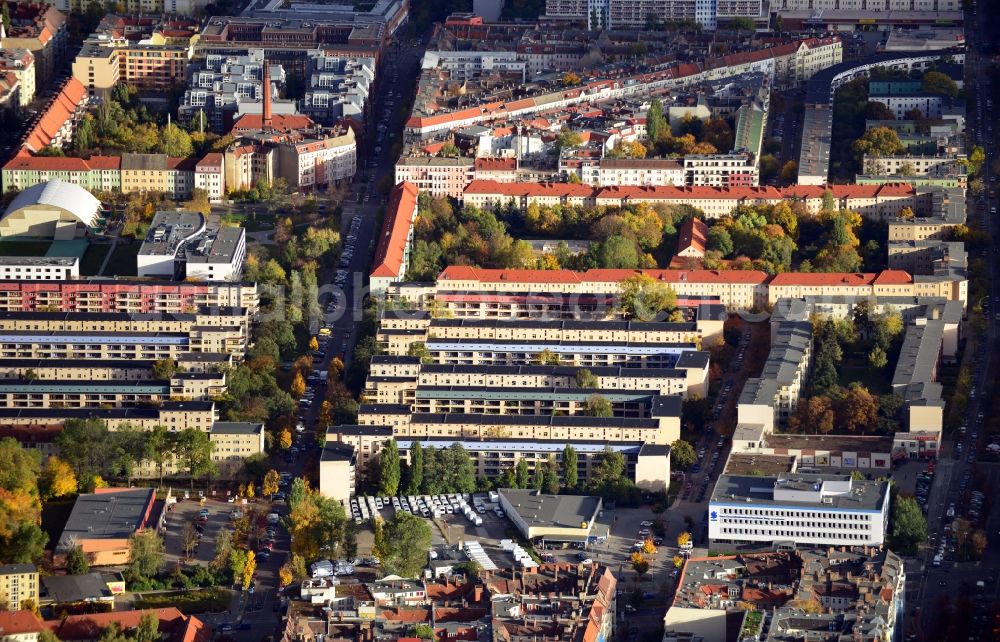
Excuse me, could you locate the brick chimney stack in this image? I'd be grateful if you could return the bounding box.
[262,61,272,130]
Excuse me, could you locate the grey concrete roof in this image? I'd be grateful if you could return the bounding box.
[710,473,888,511]
[210,421,263,435]
[499,489,601,530]
[892,321,943,388]
[57,488,156,552]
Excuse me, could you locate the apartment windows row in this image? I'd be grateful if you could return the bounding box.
[719,507,872,521]
[719,527,874,541]
[721,518,873,531]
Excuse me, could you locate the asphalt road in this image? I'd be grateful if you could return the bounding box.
[910,3,999,639]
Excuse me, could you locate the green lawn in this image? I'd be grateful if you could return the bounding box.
[0,239,51,256]
[79,244,110,276]
[838,356,889,394]
[103,242,140,277]
[133,587,233,614]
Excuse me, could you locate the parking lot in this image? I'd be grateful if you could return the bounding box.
[346,492,680,632]
[163,497,240,566]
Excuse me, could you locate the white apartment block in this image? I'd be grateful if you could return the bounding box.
[194,153,225,203]
[277,129,357,189]
[709,473,891,547]
[395,157,474,199]
[862,154,965,178]
[683,154,759,187]
[302,53,374,123]
[0,257,78,281]
[776,0,959,9]
[422,51,527,82]
[561,158,685,187]
[544,0,759,30]
[869,93,947,120]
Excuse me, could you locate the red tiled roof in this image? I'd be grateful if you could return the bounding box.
[769,271,913,287]
[195,153,223,170]
[464,180,916,203]
[86,155,122,170]
[371,181,419,279]
[873,270,915,284]
[677,217,708,256]
[231,113,314,134]
[0,610,44,636]
[474,157,516,171]
[46,609,208,642]
[438,266,770,285]
[377,608,430,623]
[3,155,90,171]
[23,77,87,153]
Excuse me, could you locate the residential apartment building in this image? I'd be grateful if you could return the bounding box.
[206,422,265,476]
[2,154,121,193]
[0,279,257,314]
[736,320,812,430]
[0,72,18,116]
[462,180,919,220]
[330,424,673,492]
[402,436,670,493]
[544,0,760,30]
[357,399,682,444]
[777,0,958,10]
[798,51,959,185]
[0,564,38,610]
[0,257,78,281]
[708,473,891,547]
[179,50,284,133]
[275,127,357,189]
[405,37,841,138]
[0,353,234,381]
[0,307,248,359]
[1,2,67,88]
[302,52,374,125]
[0,308,247,335]
[870,92,950,120]
[0,49,35,108]
[394,157,474,199]
[370,181,419,296]
[0,371,225,409]
[71,15,198,98]
[366,356,709,404]
[318,441,356,503]
[665,548,904,642]
[0,400,216,431]
[194,153,225,202]
[120,153,196,199]
[423,266,770,312]
[559,157,685,187]
[683,153,759,187]
[20,77,88,153]
[376,315,711,358]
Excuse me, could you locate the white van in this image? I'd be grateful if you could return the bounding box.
[311,560,334,577]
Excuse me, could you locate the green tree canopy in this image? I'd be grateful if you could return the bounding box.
[375,512,431,578]
[921,71,958,98]
[670,439,697,469]
[890,495,927,555]
[852,126,906,158]
[378,440,401,497]
[125,530,165,582]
